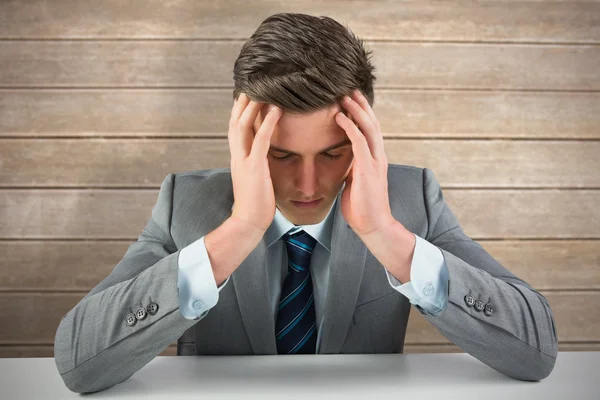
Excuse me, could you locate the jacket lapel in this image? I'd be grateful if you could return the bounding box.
[317,197,367,354]
[231,235,278,354]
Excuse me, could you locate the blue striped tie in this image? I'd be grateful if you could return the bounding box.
[275,229,318,354]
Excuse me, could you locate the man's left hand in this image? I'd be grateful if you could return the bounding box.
[335,89,396,238]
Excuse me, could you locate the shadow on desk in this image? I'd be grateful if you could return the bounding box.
[85,354,525,398]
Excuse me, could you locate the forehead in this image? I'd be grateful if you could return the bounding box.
[269,103,349,153]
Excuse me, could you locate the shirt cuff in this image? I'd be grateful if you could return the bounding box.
[385,233,449,316]
[177,236,230,320]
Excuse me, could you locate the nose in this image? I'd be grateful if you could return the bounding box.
[295,159,319,199]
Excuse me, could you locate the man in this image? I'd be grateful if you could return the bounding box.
[54,13,558,394]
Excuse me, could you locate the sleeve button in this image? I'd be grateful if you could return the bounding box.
[474,299,485,312]
[464,294,475,307]
[146,302,159,315]
[423,282,434,296]
[126,313,137,326]
[135,307,147,320]
[193,300,204,310]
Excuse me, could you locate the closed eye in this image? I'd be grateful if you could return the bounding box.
[270,154,293,160]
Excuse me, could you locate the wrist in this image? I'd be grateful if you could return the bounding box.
[204,216,267,286]
[228,215,268,243]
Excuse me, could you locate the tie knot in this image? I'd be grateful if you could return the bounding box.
[284,229,317,253]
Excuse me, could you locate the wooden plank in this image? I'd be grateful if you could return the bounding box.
[1,189,598,239]
[1,90,598,139]
[2,240,598,292]
[0,139,227,187]
[0,292,596,344]
[373,43,600,90]
[443,190,600,239]
[2,342,598,358]
[0,241,131,291]
[2,139,599,188]
[0,1,597,42]
[475,241,600,291]
[1,41,598,90]
[0,190,156,239]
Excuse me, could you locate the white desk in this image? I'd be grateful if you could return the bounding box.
[1,352,598,399]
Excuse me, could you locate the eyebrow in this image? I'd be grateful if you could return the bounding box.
[269,138,352,155]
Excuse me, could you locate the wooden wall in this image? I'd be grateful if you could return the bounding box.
[0,0,599,358]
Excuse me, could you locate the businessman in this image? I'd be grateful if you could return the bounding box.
[54,13,558,394]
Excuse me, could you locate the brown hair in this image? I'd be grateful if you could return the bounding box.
[233,13,377,115]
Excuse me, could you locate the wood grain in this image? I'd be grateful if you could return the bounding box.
[1,0,598,355]
[1,41,598,90]
[1,90,598,139]
[1,140,598,188]
[0,190,157,239]
[0,292,596,344]
[1,1,597,42]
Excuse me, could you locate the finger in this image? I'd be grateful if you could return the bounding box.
[251,106,282,161]
[236,99,264,158]
[351,90,385,159]
[341,95,380,160]
[336,111,371,165]
[252,104,270,135]
[351,90,379,130]
[230,92,250,123]
[229,94,251,160]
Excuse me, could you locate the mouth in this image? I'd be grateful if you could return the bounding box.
[291,198,323,208]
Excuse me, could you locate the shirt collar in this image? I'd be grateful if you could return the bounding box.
[264,182,345,252]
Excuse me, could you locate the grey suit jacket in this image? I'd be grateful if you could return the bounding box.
[53,165,558,393]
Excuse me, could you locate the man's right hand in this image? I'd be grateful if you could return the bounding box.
[229,93,282,234]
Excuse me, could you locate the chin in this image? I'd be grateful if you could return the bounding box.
[295,209,328,225]
[279,208,315,225]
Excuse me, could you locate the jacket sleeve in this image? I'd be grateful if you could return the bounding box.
[417,167,558,381]
[53,173,215,393]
